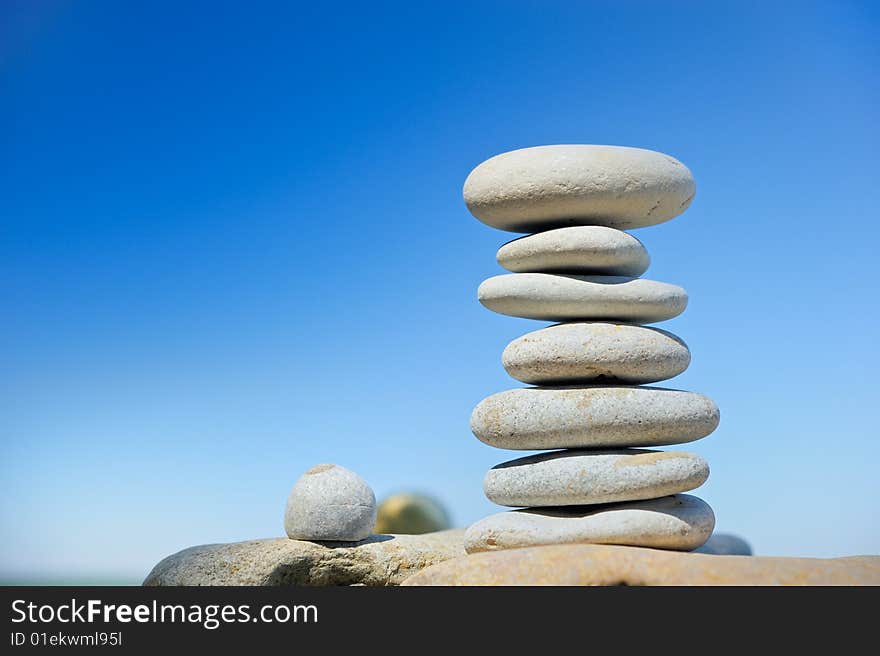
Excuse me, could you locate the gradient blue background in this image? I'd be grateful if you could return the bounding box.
[2,1,878,583]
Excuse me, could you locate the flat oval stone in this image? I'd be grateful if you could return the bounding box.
[470,386,719,449]
[284,464,377,542]
[484,449,709,507]
[478,274,687,323]
[502,322,690,384]
[403,545,880,586]
[463,145,696,232]
[464,495,715,553]
[496,226,650,276]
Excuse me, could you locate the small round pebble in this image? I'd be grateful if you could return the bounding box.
[284,463,377,542]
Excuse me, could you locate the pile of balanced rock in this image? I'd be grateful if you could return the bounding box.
[143,145,880,586]
[463,144,720,554]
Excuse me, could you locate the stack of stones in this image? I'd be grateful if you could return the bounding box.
[462,145,720,554]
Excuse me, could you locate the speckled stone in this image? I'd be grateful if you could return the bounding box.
[471,386,719,450]
[484,449,709,507]
[502,322,690,385]
[402,544,880,586]
[144,530,466,586]
[284,464,377,542]
[464,495,715,553]
[478,274,687,323]
[463,145,696,232]
[496,226,650,276]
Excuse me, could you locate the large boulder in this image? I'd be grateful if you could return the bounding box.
[401,543,880,586]
[144,530,464,586]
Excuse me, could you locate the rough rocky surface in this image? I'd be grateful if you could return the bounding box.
[496,226,650,276]
[484,449,708,507]
[502,322,690,384]
[284,464,377,541]
[464,495,714,553]
[695,533,753,555]
[478,274,687,323]
[143,530,465,586]
[471,386,720,449]
[403,543,880,586]
[463,145,696,232]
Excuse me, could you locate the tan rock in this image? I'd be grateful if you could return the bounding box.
[143,530,465,586]
[402,543,880,586]
[374,492,451,535]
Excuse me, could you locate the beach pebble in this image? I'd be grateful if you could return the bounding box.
[496,226,650,276]
[374,493,452,535]
[502,322,690,384]
[484,449,709,507]
[478,274,687,323]
[463,145,696,232]
[284,464,377,542]
[464,495,715,553]
[695,533,753,556]
[471,386,719,450]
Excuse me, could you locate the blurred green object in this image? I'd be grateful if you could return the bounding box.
[374,493,451,535]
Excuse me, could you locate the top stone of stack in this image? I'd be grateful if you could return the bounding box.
[463,145,696,232]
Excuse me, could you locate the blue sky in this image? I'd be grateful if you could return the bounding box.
[2,1,877,582]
